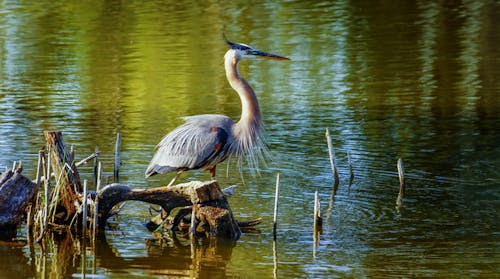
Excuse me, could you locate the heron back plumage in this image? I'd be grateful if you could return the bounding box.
[145,114,234,177]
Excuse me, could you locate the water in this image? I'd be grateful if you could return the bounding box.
[1,1,499,278]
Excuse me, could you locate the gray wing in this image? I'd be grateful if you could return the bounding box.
[145,114,234,177]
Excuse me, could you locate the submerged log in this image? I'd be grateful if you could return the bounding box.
[0,165,39,240]
[97,181,242,239]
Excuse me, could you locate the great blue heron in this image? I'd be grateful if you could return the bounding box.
[145,36,289,186]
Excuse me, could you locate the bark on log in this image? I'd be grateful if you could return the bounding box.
[0,166,39,240]
[196,202,241,238]
[44,131,82,222]
[97,181,242,239]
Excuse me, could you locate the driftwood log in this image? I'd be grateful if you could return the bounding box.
[0,165,39,240]
[97,180,242,239]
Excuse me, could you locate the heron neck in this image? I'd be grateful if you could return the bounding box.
[225,52,262,129]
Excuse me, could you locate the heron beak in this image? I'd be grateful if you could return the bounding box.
[223,33,290,60]
[254,50,290,61]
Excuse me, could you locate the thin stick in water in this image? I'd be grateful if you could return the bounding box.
[28,151,45,242]
[92,161,102,243]
[36,149,50,243]
[43,146,51,227]
[70,145,75,163]
[325,128,339,185]
[114,132,121,183]
[93,146,99,186]
[82,180,88,235]
[396,158,405,207]
[81,180,88,279]
[35,150,44,185]
[273,173,280,239]
[75,152,99,168]
[313,191,322,257]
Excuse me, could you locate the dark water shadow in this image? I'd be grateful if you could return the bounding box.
[0,240,35,279]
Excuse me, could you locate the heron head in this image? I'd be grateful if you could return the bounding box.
[224,34,290,61]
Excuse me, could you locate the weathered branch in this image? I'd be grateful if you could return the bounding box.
[0,166,39,240]
[97,181,241,239]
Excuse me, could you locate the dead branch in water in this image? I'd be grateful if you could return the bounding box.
[396,158,406,208]
[325,128,339,186]
[273,173,280,239]
[114,132,121,183]
[97,180,242,239]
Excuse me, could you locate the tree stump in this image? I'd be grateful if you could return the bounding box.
[44,131,82,222]
[0,166,39,240]
[196,202,241,238]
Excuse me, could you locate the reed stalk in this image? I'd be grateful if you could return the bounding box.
[44,146,51,226]
[82,180,88,235]
[70,145,75,163]
[325,128,339,185]
[35,148,51,243]
[93,146,100,186]
[114,133,121,183]
[313,191,321,258]
[396,158,405,207]
[35,150,44,185]
[28,151,44,242]
[273,172,280,239]
[92,161,102,243]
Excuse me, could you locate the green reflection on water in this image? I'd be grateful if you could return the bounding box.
[1,0,499,278]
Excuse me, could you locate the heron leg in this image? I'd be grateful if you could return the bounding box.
[167,172,181,187]
[210,166,216,181]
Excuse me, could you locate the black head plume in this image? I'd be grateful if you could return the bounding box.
[223,33,236,48]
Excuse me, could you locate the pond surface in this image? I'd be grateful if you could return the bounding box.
[1,1,499,278]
